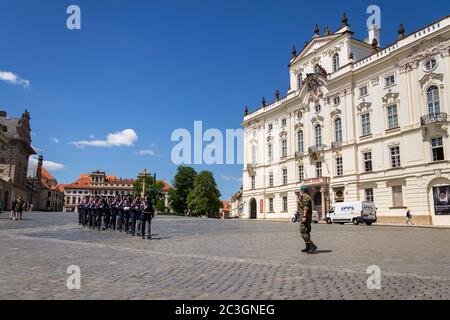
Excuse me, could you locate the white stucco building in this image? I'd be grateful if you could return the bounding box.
[241,14,450,226]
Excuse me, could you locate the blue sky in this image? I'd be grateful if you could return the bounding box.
[0,0,449,199]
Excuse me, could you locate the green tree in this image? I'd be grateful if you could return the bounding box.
[133,175,164,204]
[168,166,197,213]
[187,171,223,218]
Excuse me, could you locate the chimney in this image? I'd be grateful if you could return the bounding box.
[367,24,381,47]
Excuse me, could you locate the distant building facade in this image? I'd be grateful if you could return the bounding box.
[0,110,35,209]
[242,15,450,225]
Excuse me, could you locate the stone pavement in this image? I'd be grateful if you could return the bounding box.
[0,212,449,300]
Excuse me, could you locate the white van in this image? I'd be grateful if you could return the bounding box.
[326,201,377,226]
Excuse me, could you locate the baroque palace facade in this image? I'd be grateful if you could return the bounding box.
[241,14,450,225]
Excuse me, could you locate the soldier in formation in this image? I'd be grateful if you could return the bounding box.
[77,194,154,240]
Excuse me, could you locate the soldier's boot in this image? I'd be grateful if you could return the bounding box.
[301,244,311,253]
[307,244,318,254]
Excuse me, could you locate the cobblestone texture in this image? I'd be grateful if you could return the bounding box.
[0,212,449,299]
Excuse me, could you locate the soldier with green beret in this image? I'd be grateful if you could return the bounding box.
[296,185,318,254]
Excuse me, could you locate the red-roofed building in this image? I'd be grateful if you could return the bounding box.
[63,170,136,212]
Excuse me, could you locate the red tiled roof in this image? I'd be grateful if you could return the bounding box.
[41,167,55,181]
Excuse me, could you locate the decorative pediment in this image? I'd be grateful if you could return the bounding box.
[311,115,324,124]
[330,109,342,118]
[279,130,287,139]
[294,35,342,61]
[421,124,449,142]
[419,73,444,89]
[356,101,372,113]
[294,122,304,130]
[382,92,400,104]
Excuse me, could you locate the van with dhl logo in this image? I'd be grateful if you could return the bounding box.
[326,201,377,226]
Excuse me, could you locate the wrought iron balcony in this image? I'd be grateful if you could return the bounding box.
[421,112,447,126]
[308,144,327,153]
[332,141,342,149]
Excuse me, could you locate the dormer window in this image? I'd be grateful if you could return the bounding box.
[332,53,340,72]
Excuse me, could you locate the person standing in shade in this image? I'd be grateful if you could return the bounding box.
[296,186,318,254]
[15,196,25,221]
[141,195,154,240]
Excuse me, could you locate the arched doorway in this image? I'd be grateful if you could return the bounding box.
[249,198,257,219]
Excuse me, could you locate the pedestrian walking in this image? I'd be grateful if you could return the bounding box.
[296,186,318,254]
[406,208,414,225]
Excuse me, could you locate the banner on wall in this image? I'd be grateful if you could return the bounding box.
[433,185,450,215]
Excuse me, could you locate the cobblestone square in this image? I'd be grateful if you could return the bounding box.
[0,212,449,300]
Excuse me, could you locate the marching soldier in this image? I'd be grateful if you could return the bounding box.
[78,197,84,226]
[102,197,111,230]
[123,196,131,233]
[129,196,141,236]
[110,195,118,230]
[296,186,318,254]
[141,195,154,240]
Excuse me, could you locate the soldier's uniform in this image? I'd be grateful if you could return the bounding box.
[298,193,317,252]
[140,198,154,239]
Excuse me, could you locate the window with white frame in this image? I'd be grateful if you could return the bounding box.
[267,143,273,161]
[361,113,371,136]
[269,198,274,212]
[359,85,368,97]
[281,118,287,127]
[251,145,257,164]
[365,188,374,202]
[432,137,445,161]
[297,130,304,153]
[392,186,403,207]
[385,74,395,87]
[251,175,255,189]
[315,124,322,146]
[282,196,288,212]
[281,139,287,157]
[387,104,399,129]
[363,152,373,172]
[316,162,322,178]
[268,123,273,132]
[390,145,401,168]
[334,117,342,142]
[332,53,340,72]
[336,157,343,176]
[427,85,440,115]
[282,168,288,185]
[269,172,274,187]
[298,165,304,182]
[425,59,437,71]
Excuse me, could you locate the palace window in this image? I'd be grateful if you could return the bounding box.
[282,168,288,185]
[359,85,368,97]
[333,95,340,106]
[385,74,395,87]
[365,188,374,202]
[281,139,287,158]
[432,137,445,161]
[269,172,274,188]
[297,130,304,153]
[332,53,340,72]
[425,59,437,71]
[363,152,373,172]
[251,145,257,164]
[387,104,399,129]
[281,118,287,127]
[298,165,304,182]
[315,124,322,146]
[297,73,303,90]
[427,86,440,115]
[316,162,322,178]
[282,196,288,212]
[392,186,404,207]
[269,198,274,212]
[390,146,401,168]
[315,104,322,114]
[334,118,342,142]
[336,157,343,176]
[268,123,273,132]
[361,113,371,136]
[267,143,273,161]
[251,175,255,189]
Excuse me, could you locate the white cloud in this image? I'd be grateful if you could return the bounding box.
[0,70,30,87]
[71,129,138,148]
[221,174,243,182]
[51,137,60,144]
[135,149,155,156]
[28,156,65,176]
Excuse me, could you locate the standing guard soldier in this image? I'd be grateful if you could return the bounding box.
[123,196,131,233]
[296,186,318,254]
[78,197,84,226]
[141,195,154,240]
